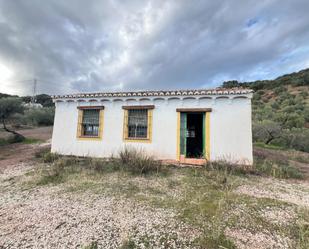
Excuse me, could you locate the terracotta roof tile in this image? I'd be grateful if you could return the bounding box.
[52,88,253,99]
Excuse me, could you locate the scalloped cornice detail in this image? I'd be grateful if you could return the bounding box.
[52,88,253,99]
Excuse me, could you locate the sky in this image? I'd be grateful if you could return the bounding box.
[0,0,309,96]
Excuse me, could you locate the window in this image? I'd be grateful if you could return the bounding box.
[77,106,104,139]
[82,109,100,136]
[123,105,154,142]
[128,109,148,138]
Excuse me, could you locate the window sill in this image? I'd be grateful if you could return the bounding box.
[123,137,151,143]
[77,136,102,140]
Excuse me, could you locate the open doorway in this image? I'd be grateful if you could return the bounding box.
[186,113,204,158]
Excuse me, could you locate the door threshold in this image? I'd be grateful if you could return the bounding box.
[179,156,206,165]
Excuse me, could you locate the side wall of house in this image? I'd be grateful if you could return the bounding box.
[51,95,253,164]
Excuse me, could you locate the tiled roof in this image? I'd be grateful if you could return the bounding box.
[52,88,253,99]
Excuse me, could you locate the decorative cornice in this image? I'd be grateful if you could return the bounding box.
[51,88,253,99]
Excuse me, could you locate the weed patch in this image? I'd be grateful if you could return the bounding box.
[119,147,167,175]
[204,157,303,179]
[254,154,303,179]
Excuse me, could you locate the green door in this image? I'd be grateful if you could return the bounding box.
[180,112,187,157]
[202,112,206,157]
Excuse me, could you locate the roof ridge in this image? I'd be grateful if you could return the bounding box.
[52,87,253,99]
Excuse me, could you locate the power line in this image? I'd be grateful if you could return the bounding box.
[31,78,37,103]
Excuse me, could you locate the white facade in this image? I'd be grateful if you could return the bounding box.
[51,89,253,165]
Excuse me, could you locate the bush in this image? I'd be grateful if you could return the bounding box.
[204,157,303,179]
[254,156,303,179]
[36,147,166,187]
[119,147,165,175]
[272,129,309,152]
[22,107,55,126]
[204,160,253,176]
[88,158,121,173]
[285,129,309,152]
[0,138,8,146]
[39,151,60,163]
[7,134,25,143]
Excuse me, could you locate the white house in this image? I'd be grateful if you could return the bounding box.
[51,88,253,165]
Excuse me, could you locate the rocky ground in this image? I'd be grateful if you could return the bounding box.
[0,127,308,248]
[0,163,199,248]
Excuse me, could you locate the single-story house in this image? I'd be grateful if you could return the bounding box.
[51,88,253,165]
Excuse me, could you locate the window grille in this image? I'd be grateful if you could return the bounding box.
[127,109,148,138]
[82,109,100,136]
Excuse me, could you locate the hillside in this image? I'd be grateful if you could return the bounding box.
[222,68,309,152]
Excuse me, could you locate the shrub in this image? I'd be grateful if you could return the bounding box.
[253,153,303,179]
[285,129,309,152]
[88,158,121,173]
[204,160,253,176]
[35,147,51,158]
[6,134,25,143]
[36,148,166,187]
[42,152,60,163]
[119,147,165,175]
[23,107,55,126]
[0,138,8,146]
[204,157,303,179]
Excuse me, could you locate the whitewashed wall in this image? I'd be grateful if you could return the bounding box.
[51,94,253,164]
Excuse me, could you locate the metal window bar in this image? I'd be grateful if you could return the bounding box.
[128,109,148,138]
[82,109,100,136]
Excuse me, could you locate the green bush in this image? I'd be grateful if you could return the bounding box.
[286,129,309,152]
[272,129,309,153]
[22,107,55,126]
[0,138,8,146]
[6,134,25,143]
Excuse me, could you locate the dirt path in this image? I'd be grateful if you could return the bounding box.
[0,126,52,171]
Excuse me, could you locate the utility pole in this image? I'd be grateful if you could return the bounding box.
[32,78,37,103]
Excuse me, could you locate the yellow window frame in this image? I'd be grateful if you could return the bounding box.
[77,107,104,140]
[123,107,153,143]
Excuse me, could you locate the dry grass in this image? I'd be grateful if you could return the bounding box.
[1,145,309,248]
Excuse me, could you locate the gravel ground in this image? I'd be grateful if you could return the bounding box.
[1,137,308,248]
[0,163,200,249]
[225,228,293,249]
[235,177,309,207]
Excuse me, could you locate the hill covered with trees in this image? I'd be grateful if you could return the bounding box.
[222,68,309,152]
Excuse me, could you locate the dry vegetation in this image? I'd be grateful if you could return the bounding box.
[1,142,309,249]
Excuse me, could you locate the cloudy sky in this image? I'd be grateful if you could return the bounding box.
[0,0,309,96]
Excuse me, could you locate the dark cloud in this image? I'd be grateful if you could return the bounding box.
[0,0,309,95]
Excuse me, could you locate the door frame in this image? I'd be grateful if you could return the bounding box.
[176,109,211,161]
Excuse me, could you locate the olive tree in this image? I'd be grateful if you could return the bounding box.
[253,120,282,144]
[0,97,25,141]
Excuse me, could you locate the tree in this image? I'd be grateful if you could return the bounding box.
[253,121,283,144]
[36,94,54,107]
[24,107,55,126]
[22,94,54,107]
[0,97,25,141]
